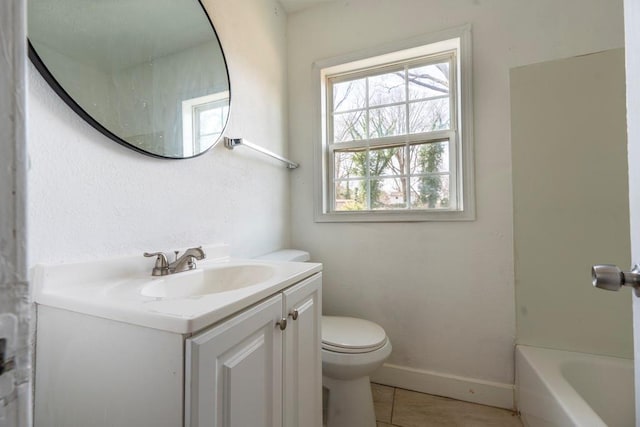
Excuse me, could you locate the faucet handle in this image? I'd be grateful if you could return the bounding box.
[143,252,170,276]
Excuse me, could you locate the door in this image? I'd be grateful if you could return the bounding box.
[185,294,284,427]
[0,0,28,425]
[624,1,640,424]
[283,273,322,427]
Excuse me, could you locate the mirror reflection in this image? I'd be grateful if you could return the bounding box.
[28,0,230,159]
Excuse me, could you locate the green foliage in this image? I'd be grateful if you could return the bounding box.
[418,143,444,208]
[346,149,395,209]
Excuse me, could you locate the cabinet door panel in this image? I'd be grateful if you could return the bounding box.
[283,273,323,427]
[186,295,283,427]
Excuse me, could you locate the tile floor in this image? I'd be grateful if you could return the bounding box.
[372,383,523,427]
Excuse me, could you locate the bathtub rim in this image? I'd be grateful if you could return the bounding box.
[515,344,634,427]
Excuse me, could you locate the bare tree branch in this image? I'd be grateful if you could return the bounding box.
[392,71,449,94]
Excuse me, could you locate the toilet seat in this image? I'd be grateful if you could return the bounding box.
[322,316,388,354]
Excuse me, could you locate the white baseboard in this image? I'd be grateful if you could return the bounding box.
[370,363,515,410]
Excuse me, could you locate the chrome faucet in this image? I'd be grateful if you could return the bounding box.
[144,246,206,276]
[169,247,206,273]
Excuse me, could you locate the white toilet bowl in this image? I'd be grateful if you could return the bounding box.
[255,250,392,427]
[322,316,392,427]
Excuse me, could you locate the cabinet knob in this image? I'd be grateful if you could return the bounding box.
[289,309,299,321]
[276,318,287,330]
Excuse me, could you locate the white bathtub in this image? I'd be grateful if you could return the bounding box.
[516,345,634,427]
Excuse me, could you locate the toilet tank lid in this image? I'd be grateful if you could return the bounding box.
[255,249,310,262]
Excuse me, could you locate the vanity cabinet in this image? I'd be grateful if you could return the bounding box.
[282,275,323,427]
[185,275,322,427]
[34,272,322,427]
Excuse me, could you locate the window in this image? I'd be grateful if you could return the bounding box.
[182,91,230,157]
[314,26,474,222]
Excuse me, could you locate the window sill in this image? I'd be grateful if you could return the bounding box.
[314,209,475,223]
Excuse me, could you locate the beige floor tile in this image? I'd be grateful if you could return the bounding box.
[372,382,395,423]
[392,388,522,427]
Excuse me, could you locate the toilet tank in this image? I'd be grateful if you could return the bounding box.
[255,249,310,262]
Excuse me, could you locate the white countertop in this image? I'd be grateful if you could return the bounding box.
[32,245,322,334]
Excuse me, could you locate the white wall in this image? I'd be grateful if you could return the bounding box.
[28,0,290,265]
[287,0,624,396]
[511,49,632,359]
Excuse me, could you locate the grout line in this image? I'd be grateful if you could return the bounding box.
[389,386,397,425]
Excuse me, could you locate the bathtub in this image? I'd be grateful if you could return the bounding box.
[516,345,634,427]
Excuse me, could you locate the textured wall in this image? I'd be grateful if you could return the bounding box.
[28,0,291,265]
[287,0,625,388]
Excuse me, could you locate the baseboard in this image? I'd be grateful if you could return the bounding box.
[370,363,515,410]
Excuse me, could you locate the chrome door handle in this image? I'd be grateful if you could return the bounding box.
[289,309,299,320]
[592,264,640,296]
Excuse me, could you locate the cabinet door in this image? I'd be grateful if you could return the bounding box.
[283,273,323,427]
[186,294,283,427]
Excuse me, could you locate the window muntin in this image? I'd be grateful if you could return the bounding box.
[326,53,458,213]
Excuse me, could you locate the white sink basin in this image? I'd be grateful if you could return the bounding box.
[32,244,322,333]
[140,264,276,298]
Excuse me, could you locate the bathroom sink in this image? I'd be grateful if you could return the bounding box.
[140,264,276,298]
[33,244,322,333]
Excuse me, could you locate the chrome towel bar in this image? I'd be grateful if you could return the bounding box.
[223,137,299,169]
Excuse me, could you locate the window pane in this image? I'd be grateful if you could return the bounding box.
[334,150,366,179]
[409,98,450,133]
[410,141,449,174]
[410,175,450,209]
[333,78,366,112]
[333,110,367,142]
[198,136,216,151]
[334,180,367,211]
[199,107,225,135]
[368,71,405,107]
[408,62,450,100]
[369,146,405,177]
[371,177,407,209]
[368,105,406,139]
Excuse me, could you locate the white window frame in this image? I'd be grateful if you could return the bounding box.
[312,25,474,222]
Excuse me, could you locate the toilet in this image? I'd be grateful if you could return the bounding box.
[256,250,392,427]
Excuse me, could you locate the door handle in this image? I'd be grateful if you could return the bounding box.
[592,264,640,296]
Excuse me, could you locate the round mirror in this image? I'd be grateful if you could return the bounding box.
[28,0,230,159]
